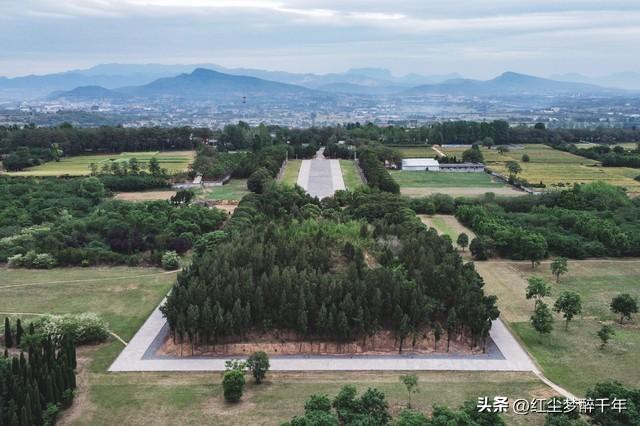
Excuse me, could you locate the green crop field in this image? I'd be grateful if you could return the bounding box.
[396,146,441,158]
[390,170,505,188]
[439,144,640,193]
[339,160,363,190]
[4,150,195,176]
[196,179,250,201]
[479,260,640,395]
[280,159,302,186]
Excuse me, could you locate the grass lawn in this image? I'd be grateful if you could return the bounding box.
[479,260,640,395]
[390,171,505,188]
[280,159,302,186]
[196,179,250,201]
[0,266,175,341]
[74,369,549,425]
[339,160,363,190]
[4,151,195,176]
[439,144,640,193]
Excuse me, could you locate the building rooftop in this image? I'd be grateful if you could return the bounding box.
[401,158,439,167]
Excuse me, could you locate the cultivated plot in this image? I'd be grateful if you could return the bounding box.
[391,170,523,197]
[4,150,195,176]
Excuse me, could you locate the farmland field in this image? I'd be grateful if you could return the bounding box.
[339,159,363,190]
[390,170,523,197]
[395,146,441,158]
[439,144,640,192]
[478,260,640,395]
[2,266,552,425]
[280,159,302,186]
[4,150,195,176]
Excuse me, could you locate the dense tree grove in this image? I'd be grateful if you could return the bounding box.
[162,185,499,353]
[0,336,77,425]
[456,182,640,259]
[0,176,226,267]
[357,149,400,194]
[551,141,640,168]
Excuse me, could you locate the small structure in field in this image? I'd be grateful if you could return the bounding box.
[401,158,440,171]
[439,163,485,173]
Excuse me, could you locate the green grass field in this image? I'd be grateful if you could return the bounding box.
[440,144,640,192]
[479,260,640,395]
[390,171,505,188]
[4,151,195,176]
[281,159,302,186]
[339,160,363,190]
[196,179,250,201]
[2,266,552,425]
[396,146,441,158]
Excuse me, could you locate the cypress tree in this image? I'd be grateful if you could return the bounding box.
[19,406,28,426]
[15,319,23,347]
[9,411,18,426]
[4,317,13,349]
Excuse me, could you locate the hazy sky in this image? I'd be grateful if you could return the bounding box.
[2,0,639,78]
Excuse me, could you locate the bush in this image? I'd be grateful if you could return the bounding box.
[7,251,56,269]
[161,250,181,270]
[222,369,246,402]
[246,351,270,384]
[43,403,61,426]
[247,167,273,194]
[36,313,110,345]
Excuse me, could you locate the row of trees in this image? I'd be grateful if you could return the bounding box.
[0,335,77,425]
[457,182,640,260]
[357,149,399,194]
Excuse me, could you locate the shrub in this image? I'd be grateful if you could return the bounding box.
[246,351,270,384]
[161,250,181,270]
[222,369,246,402]
[36,313,110,345]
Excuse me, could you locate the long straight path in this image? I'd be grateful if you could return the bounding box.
[297,148,346,199]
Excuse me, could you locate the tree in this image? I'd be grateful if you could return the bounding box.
[597,325,615,349]
[246,351,270,384]
[222,370,245,402]
[520,233,547,269]
[469,237,494,261]
[481,137,494,149]
[531,302,554,336]
[525,277,552,308]
[462,148,484,163]
[247,167,273,194]
[15,319,23,347]
[456,233,469,251]
[148,157,162,176]
[4,317,12,348]
[79,176,106,203]
[610,293,638,324]
[399,374,418,408]
[550,257,568,283]
[497,146,509,155]
[506,161,522,176]
[521,153,530,162]
[553,292,582,330]
[585,381,640,426]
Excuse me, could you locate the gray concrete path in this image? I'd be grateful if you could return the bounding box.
[109,300,537,372]
[296,148,345,199]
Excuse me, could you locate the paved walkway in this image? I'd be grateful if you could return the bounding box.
[109,299,537,372]
[297,148,346,199]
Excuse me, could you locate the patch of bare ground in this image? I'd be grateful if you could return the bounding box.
[212,200,239,215]
[114,191,176,201]
[159,329,484,358]
[58,346,98,425]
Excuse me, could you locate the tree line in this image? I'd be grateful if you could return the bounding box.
[357,149,399,194]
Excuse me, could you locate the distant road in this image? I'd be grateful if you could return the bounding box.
[297,148,346,199]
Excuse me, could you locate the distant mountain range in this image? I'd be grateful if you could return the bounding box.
[0,63,636,102]
[402,72,621,97]
[550,72,640,91]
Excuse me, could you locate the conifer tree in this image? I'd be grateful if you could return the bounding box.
[4,317,13,349]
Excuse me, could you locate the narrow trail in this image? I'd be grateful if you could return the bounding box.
[432,145,446,156]
[0,269,179,291]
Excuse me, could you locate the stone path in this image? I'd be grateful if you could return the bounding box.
[109,300,537,372]
[296,148,346,199]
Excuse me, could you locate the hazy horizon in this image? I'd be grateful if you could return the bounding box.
[2,1,639,79]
